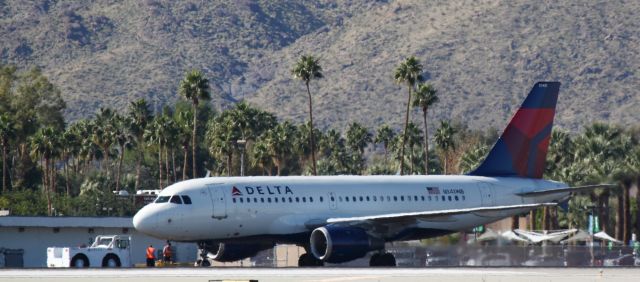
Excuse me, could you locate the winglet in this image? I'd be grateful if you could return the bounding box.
[470,82,561,178]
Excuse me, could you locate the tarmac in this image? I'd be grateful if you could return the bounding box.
[1,268,639,282]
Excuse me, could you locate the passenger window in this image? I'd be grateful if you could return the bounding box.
[320,196,324,202]
[181,195,192,204]
[330,196,335,202]
[442,196,446,201]
[448,196,452,201]
[295,197,300,202]
[373,196,377,202]
[275,198,278,203]
[455,196,459,201]
[254,198,258,203]
[282,197,286,202]
[400,196,404,201]
[310,197,314,203]
[345,197,349,202]
[407,196,411,202]
[359,196,364,202]
[352,196,356,202]
[366,196,370,201]
[232,198,236,203]
[338,196,342,202]
[170,195,182,204]
[302,197,306,203]
[393,196,397,202]
[387,196,391,201]
[155,196,170,203]
[261,198,265,203]
[268,198,272,203]
[462,196,466,201]
[414,196,418,201]
[289,197,293,203]
[239,198,243,203]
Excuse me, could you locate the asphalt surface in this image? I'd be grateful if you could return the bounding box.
[1,268,639,282]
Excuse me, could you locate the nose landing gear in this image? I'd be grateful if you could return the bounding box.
[195,242,211,267]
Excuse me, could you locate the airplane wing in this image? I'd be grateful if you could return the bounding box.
[324,202,557,225]
[516,184,618,197]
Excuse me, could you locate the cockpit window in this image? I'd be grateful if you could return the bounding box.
[181,195,192,204]
[155,196,170,203]
[169,195,183,204]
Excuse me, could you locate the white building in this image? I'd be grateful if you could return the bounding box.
[0,216,197,268]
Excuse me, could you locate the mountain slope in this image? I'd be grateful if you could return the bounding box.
[1,0,639,132]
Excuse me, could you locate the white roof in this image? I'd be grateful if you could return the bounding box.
[0,216,133,228]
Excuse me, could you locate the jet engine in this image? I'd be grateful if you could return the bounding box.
[206,242,272,262]
[310,226,384,263]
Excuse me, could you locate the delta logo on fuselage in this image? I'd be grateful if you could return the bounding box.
[232,185,294,197]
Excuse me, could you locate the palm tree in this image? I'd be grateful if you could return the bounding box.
[434,121,457,174]
[0,114,15,193]
[175,110,193,180]
[394,56,423,175]
[346,122,372,174]
[375,125,395,165]
[128,99,152,190]
[207,115,239,176]
[30,127,59,215]
[93,108,116,174]
[179,69,210,179]
[263,121,297,176]
[114,115,135,192]
[60,126,80,196]
[412,83,438,175]
[292,55,323,176]
[405,122,423,174]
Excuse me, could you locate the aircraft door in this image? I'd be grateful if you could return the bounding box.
[207,184,228,219]
[478,182,495,206]
[328,192,337,210]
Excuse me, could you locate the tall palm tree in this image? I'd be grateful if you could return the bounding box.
[394,56,423,175]
[434,121,457,174]
[114,115,135,192]
[405,122,423,174]
[30,127,59,215]
[93,108,116,175]
[0,114,15,193]
[175,110,193,180]
[412,83,438,175]
[60,126,80,196]
[128,99,152,190]
[179,69,210,179]
[292,55,323,176]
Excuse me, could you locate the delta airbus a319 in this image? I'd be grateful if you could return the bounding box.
[133,82,613,266]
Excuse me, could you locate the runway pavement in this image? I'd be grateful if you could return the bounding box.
[1,268,639,282]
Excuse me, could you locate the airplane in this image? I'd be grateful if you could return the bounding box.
[133,81,614,267]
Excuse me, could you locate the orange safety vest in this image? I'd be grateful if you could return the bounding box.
[163,245,172,257]
[146,247,156,259]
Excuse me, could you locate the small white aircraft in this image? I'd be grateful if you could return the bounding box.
[133,82,613,266]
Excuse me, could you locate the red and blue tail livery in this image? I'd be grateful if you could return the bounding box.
[470,82,561,179]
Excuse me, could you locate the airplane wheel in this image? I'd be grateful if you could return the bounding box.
[298,253,323,267]
[369,253,381,267]
[381,253,396,267]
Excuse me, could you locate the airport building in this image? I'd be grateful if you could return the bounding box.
[0,216,197,268]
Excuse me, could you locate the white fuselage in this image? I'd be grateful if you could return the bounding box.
[133,175,568,243]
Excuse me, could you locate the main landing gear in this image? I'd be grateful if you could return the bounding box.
[369,252,396,267]
[298,253,324,267]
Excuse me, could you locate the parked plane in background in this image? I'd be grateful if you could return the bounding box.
[133,82,614,267]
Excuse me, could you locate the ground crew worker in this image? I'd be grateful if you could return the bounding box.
[163,241,172,263]
[146,244,156,267]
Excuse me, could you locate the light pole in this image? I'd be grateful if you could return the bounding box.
[237,139,247,176]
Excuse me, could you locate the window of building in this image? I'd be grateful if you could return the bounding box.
[170,195,182,204]
[181,195,192,204]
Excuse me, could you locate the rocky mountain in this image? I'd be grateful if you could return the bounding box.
[1,0,639,132]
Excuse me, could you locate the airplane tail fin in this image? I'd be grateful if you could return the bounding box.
[469,82,561,179]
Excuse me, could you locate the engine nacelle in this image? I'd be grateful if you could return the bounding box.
[206,242,272,262]
[310,226,384,263]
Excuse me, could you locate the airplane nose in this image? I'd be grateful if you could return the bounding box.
[133,208,157,235]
